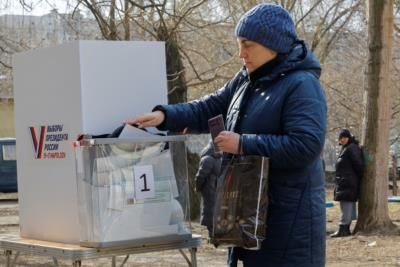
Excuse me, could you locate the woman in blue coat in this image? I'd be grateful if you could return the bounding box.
[127,3,327,267]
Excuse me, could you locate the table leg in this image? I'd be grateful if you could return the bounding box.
[179,249,191,266]
[5,250,11,267]
[53,257,59,267]
[190,248,198,267]
[4,250,19,267]
[120,255,130,267]
[11,252,19,267]
[72,260,82,267]
[112,256,116,267]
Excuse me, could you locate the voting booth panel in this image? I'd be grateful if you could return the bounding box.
[13,41,170,244]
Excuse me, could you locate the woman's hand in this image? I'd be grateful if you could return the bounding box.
[125,111,165,128]
[214,131,241,154]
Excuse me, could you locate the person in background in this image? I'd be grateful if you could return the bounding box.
[331,128,363,238]
[195,142,222,235]
[126,3,327,266]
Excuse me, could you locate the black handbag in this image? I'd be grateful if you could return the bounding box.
[211,155,269,250]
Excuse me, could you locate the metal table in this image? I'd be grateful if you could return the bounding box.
[0,233,201,267]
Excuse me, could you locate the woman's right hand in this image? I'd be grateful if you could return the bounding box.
[125,111,165,128]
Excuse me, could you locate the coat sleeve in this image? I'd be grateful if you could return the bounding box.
[195,156,214,192]
[155,72,244,133]
[241,73,327,169]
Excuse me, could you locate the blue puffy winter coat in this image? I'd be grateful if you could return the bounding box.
[156,41,327,267]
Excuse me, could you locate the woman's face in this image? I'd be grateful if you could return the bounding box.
[339,137,349,146]
[237,38,278,73]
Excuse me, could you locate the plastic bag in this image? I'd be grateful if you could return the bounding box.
[211,155,269,250]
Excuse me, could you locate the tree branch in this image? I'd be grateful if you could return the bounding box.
[127,0,163,10]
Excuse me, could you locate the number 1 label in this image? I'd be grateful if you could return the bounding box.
[133,165,155,199]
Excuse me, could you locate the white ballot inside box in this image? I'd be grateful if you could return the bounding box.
[12,41,190,245]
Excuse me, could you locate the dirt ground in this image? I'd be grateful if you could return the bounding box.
[325,189,400,267]
[0,191,400,266]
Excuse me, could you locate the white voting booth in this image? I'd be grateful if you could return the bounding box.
[13,41,191,247]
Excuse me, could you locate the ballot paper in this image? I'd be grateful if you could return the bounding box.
[118,124,156,139]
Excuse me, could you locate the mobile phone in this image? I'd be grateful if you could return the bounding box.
[208,114,225,153]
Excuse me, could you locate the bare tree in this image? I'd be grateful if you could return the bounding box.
[354,0,397,234]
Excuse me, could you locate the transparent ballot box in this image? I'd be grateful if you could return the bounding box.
[74,136,191,247]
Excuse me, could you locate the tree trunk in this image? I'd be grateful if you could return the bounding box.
[354,0,396,234]
[391,155,398,195]
[123,0,131,40]
[108,0,117,40]
[155,26,200,219]
[156,28,187,104]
